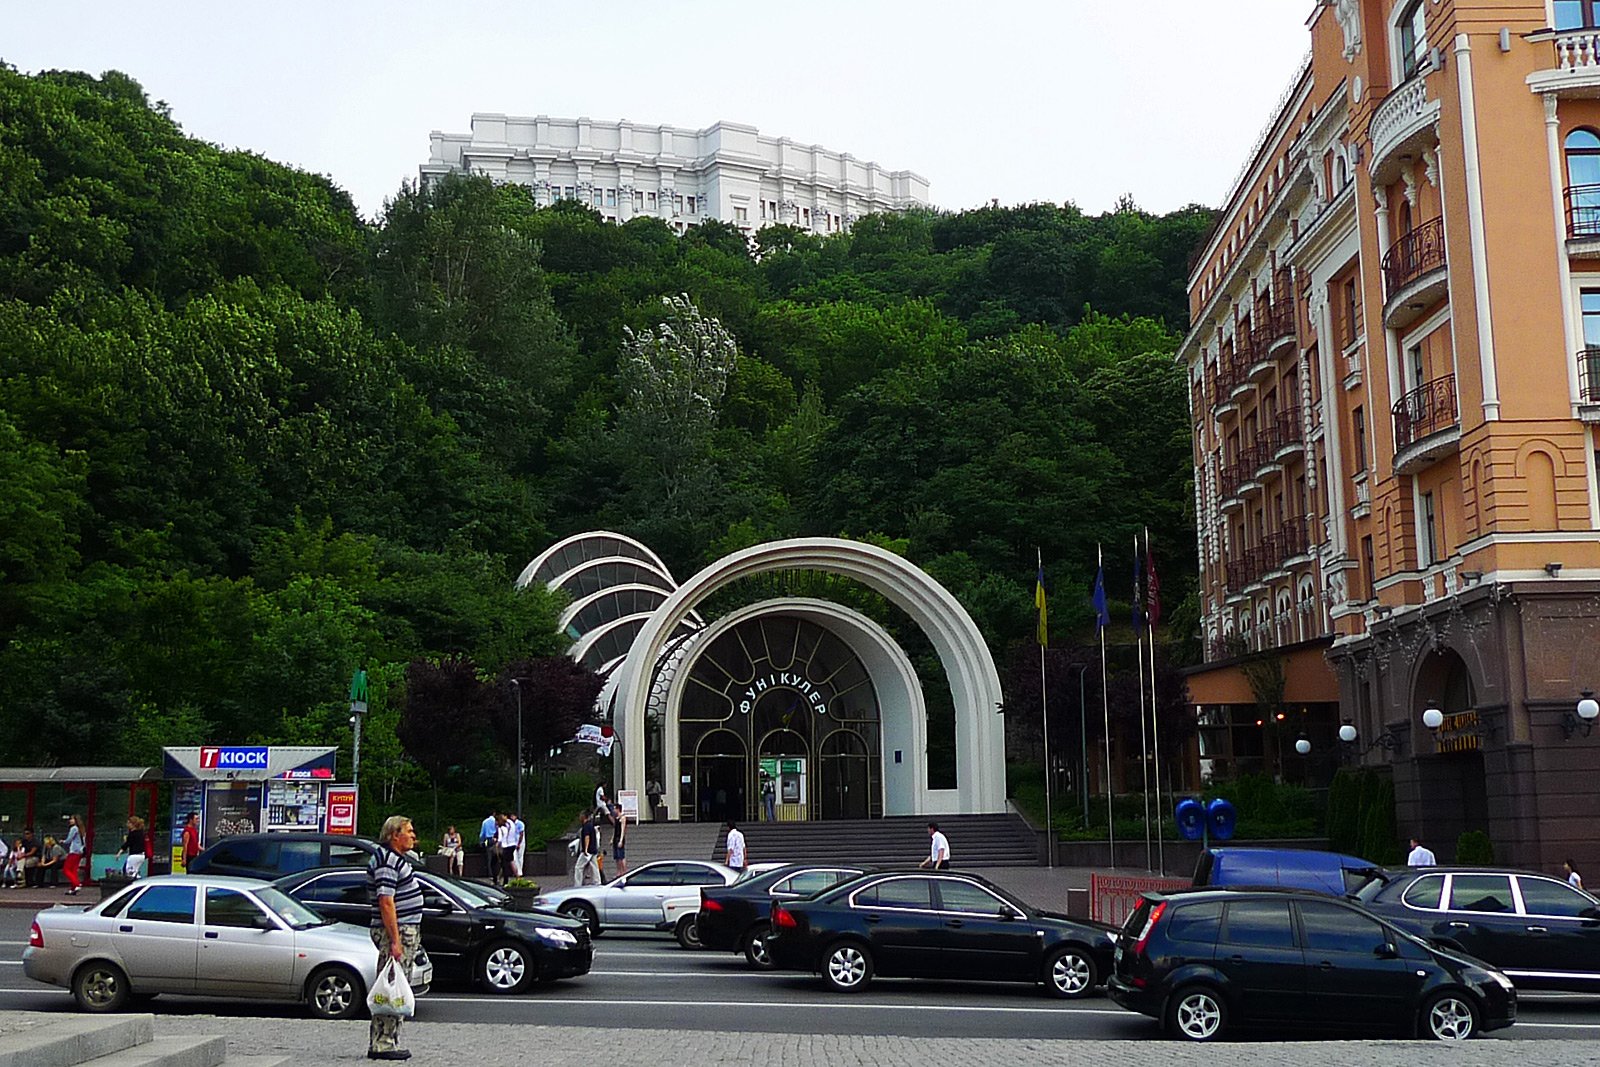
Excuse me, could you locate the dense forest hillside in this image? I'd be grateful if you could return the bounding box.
[0,66,1209,773]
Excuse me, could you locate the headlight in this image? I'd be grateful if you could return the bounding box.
[1487,969,1515,992]
[534,926,578,946]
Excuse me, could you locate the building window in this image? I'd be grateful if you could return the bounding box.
[1407,343,1425,391]
[1565,129,1600,235]
[1362,536,1376,600]
[1420,491,1439,567]
[802,207,811,226]
[647,191,657,208]
[1582,289,1600,348]
[734,206,748,223]
[1343,278,1360,346]
[606,188,617,207]
[687,195,697,214]
[1397,1,1428,81]
[1556,1,1600,30]
[593,188,603,207]
[634,191,644,210]
[1352,406,1368,473]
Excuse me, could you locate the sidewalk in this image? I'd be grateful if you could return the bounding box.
[0,884,90,910]
[138,1014,1591,1066]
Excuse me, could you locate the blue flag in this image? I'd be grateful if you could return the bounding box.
[1092,565,1110,630]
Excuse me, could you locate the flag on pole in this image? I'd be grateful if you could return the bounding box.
[1035,562,1049,647]
[1092,557,1110,630]
[1145,533,1162,628]
[1132,535,1145,631]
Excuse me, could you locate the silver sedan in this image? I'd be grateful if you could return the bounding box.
[532,859,737,939]
[24,874,433,1019]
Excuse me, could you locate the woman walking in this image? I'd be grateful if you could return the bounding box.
[1565,859,1584,890]
[63,815,85,895]
[116,817,148,879]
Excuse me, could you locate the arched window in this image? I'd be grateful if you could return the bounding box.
[1565,129,1600,236]
[1397,198,1413,238]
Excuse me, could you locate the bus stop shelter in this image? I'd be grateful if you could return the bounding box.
[0,766,162,884]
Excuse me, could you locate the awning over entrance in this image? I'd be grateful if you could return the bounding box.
[1184,639,1340,705]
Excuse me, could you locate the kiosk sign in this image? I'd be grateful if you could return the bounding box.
[199,746,270,770]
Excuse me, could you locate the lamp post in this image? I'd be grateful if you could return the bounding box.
[1562,690,1599,740]
[1067,663,1090,826]
[511,678,524,815]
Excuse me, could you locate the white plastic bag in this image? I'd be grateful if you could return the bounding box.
[367,959,415,1018]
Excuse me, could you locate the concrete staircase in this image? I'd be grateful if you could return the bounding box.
[0,1016,286,1067]
[616,813,1040,869]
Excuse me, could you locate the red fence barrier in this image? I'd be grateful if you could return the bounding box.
[1089,873,1192,927]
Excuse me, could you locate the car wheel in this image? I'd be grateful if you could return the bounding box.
[1043,946,1097,999]
[742,922,773,969]
[821,940,873,993]
[675,915,702,950]
[479,940,533,994]
[1166,984,1227,1042]
[560,901,599,937]
[72,961,129,1013]
[1423,992,1479,1042]
[305,965,364,1020]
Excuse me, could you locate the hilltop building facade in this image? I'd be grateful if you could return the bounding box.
[1182,1,1600,871]
[420,115,930,237]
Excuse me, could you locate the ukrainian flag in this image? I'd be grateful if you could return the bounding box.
[1035,564,1049,647]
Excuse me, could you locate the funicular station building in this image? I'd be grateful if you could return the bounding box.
[517,534,1007,823]
[1183,1,1600,871]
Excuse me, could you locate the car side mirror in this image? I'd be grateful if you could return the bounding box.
[254,914,279,931]
[1375,942,1399,960]
[999,906,1022,921]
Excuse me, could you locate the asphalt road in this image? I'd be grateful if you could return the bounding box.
[3,909,1599,1041]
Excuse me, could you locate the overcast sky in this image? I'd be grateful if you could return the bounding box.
[2,1,1313,221]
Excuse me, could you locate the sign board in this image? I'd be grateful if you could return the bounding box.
[618,790,639,818]
[164,746,336,782]
[200,746,270,770]
[170,781,204,872]
[202,781,262,845]
[264,780,324,832]
[325,787,358,835]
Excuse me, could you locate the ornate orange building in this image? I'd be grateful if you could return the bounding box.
[1182,1,1600,870]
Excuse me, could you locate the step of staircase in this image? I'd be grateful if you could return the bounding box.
[0,1017,285,1067]
[0,1017,153,1067]
[614,814,1039,869]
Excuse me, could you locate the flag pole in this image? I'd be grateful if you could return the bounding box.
[1147,527,1165,876]
[1037,548,1053,869]
[1098,543,1115,868]
[1135,536,1151,872]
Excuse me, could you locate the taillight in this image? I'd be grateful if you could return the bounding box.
[772,905,797,930]
[702,897,724,913]
[1133,900,1167,957]
[29,921,43,948]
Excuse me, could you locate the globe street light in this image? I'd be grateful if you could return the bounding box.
[1563,689,1598,740]
[1294,736,1312,756]
[1338,723,1357,744]
[1421,707,1444,730]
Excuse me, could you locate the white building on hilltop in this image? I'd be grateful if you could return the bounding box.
[420,114,930,237]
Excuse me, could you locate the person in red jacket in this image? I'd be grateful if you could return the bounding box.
[180,813,201,872]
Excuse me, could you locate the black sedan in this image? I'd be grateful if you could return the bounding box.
[274,866,592,994]
[1356,866,1600,992]
[188,833,416,880]
[698,864,869,968]
[764,870,1117,997]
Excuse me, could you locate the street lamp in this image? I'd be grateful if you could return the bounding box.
[1562,690,1599,740]
[1338,720,1402,758]
[1421,706,1444,730]
[1294,736,1311,756]
[1338,723,1357,744]
[511,678,524,815]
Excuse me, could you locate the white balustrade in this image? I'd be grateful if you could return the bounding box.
[1555,30,1600,71]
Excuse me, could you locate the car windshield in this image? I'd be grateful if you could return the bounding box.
[438,876,508,909]
[255,886,332,929]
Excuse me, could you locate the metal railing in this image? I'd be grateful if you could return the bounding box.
[1392,373,1458,451]
[1382,216,1446,296]
[1565,185,1600,238]
[1580,347,1600,403]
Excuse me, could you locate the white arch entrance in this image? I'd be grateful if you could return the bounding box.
[614,538,1005,817]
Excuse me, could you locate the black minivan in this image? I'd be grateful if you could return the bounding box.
[1107,888,1516,1042]
[187,833,415,879]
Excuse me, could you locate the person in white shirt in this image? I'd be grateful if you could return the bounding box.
[511,813,526,879]
[724,820,746,872]
[495,814,518,885]
[1407,837,1437,867]
[921,822,951,870]
[1565,859,1584,890]
[595,782,609,814]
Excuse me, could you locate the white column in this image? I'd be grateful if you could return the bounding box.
[1312,290,1349,556]
[1455,33,1501,420]
[1372,184,1398,472]
[1544,93,1584,410]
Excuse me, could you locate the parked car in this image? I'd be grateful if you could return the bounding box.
[1108,887,1517,1042]
[763,869,1117,998]
[1355,866,1600,992]
[23,874,432,1019]
[1192,847,1384,896]
[531,860,737,940]
[274,866,591,993]
[187,833,418,880]
[666,861,799,949]
[697,863,870,967]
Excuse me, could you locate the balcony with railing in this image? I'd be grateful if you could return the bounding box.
[1221,518,1317,598]
[1529,30,1600,97]
[1368,71,1440,183]
[1267,406,1305,461]
[1579,347,1600,421]
[1565,185,1600,242]
[1213,344,1248,416]
[1392,373,1460,475]
[1382,216,1448,329]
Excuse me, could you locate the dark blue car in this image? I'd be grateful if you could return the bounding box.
[1192,847,1384,896]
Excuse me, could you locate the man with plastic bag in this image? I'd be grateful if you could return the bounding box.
[366,815,423,1061]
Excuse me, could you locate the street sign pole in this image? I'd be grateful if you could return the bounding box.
[348,669,369,788]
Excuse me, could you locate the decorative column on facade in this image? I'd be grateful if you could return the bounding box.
[1372,181,1403,457]
[1454,33,1501,420]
